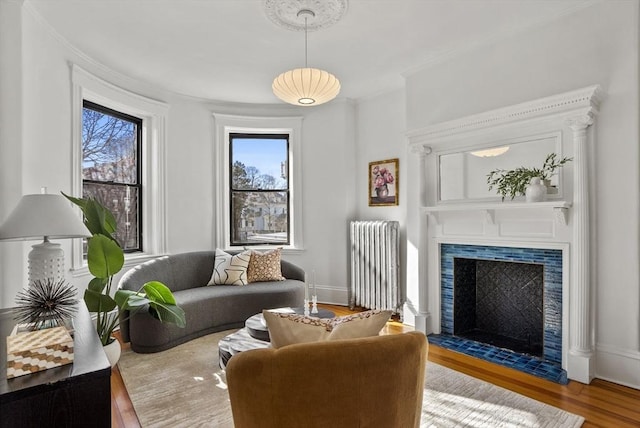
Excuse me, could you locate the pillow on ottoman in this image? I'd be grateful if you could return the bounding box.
[208,248,251,286]
[262,311,333,348]
[263,309,392,349]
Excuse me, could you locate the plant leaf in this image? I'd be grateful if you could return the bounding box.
[88,277,108,293]
[100,202,118,236]
[61,192,88,210]
[87,234,124,278]
[63,193,118,238]
[114,289,149,309]
[148,302,186,328]
[143,281,177,305]
[84,199,117,237]
[84,288,117,313]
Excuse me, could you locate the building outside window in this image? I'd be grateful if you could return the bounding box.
[82,100,142,252]
[229,133,289,246]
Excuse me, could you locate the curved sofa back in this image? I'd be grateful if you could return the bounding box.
[119,250,305,293]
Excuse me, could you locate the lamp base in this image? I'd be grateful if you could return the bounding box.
[28,238,65,285]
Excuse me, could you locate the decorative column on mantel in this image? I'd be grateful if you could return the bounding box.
[567,111,596,384]
[410,143,431,332]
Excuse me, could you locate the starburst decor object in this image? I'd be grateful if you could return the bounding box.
[14,278,78,330]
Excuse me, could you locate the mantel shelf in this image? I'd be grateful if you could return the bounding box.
[421,201,572,225]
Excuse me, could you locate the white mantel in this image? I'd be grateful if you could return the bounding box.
[407,85,603,384]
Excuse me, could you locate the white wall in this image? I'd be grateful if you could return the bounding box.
[0,3,357,308]
[399,1,639,387]
[293,99,356,302]
[164,97,216,253]
[0,0,24,308]
[354,90,415,316]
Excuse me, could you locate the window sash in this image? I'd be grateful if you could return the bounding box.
[81,100,143,253]
[228,133,290,246]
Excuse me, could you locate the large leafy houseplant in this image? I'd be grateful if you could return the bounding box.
[486,153,572,201]
[63,193,186,346]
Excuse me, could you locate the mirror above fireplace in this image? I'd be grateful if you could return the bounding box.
[438,132,561,201]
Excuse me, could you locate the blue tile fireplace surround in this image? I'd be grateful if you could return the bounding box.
[428,243,568,384]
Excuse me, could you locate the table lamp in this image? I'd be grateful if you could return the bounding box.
[0,189,90,285]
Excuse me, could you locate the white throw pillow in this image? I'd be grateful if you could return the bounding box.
[263,309,393,349]
[208,249,251,286]
[262,311,333,348]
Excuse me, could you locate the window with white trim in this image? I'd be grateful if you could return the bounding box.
[71,65,168,270]
[213,114,303,251]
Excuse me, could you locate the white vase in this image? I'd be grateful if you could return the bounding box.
[103,338,121,368]
[525,177,547,202]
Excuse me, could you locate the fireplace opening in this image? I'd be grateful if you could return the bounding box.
[453,258,544,357]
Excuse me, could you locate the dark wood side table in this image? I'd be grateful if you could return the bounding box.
[0,304,111,428]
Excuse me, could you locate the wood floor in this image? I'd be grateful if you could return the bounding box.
[111,304,640,428]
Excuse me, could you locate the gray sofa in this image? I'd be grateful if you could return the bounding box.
[118,250,305,353]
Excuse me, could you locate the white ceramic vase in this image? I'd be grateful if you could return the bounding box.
[525,177,547,202]
[103,338,121,368]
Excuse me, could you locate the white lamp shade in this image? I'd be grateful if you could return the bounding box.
[0,194,90,241]
[272,67,340,106]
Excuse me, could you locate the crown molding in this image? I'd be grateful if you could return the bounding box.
[407,85,604,148]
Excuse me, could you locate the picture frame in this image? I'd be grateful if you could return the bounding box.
[369,158,399,206]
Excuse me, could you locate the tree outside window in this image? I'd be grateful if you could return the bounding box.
[230,134,289,246]
[82,100,142,252]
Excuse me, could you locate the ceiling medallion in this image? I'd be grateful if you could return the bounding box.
[267,1,344,106]
[264,0,348,32]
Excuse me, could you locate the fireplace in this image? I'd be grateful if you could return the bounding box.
[440,244,562,364]
[408,86,602,384]
[429,243,566,382]
[453,258,544,357]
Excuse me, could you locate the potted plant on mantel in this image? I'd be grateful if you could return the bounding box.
[62,193,186,366]
[486,153,572,201]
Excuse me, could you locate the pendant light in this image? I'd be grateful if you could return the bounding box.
[272,9,340,106]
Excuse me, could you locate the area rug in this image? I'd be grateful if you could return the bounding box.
[118,331,584,427]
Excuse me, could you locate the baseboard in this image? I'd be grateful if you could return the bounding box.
[595,343,640,389]
[316,284,348,306]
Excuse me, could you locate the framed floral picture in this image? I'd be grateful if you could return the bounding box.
[369,158,399,206]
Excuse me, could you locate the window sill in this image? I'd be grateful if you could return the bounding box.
[224,246,305,255]
[69,252,166,278]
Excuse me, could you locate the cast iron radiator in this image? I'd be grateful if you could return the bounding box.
[349,220,402,317]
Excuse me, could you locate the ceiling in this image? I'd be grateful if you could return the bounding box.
[26,0,594,105]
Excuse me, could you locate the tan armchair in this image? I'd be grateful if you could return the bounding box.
[226,332,428,428]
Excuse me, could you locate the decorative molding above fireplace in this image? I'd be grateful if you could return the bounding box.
[422,201,572,226]
[407,85,603,384]
[406,85,604,146]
